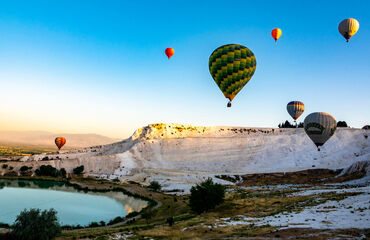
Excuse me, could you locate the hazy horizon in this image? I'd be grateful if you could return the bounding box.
[0,129,119,147]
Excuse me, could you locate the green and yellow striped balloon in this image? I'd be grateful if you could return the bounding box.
[209,44,256,107]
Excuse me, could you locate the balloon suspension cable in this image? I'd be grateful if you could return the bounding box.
[227,101,232,108]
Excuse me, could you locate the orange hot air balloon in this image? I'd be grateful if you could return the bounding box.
[55,137,66,150]
[165,48,175,59]
[271,28,282,42]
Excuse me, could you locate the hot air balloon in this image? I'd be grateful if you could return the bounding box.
[165,48,175,59]
[55,137,66,150]
[338,18,359,42]
[304,112,337,151]
[287,101,305,123]
[209,44,257,107]
[271,28,282,42]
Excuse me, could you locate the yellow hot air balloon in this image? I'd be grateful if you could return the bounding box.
[338,18,359,42]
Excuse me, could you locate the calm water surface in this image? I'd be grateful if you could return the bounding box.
[0,179,147,226]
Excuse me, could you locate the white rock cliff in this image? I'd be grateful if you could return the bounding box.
[5,124,369,192]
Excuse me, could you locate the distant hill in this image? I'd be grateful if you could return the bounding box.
[0,130,120,148]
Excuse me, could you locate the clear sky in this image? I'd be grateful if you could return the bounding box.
[0,0,369,138]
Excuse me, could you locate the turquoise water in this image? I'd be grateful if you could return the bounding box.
[0,179,147,226]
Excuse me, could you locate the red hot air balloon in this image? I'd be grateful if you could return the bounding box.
[165,48,175,59]
[271,28,282,42]
[55,137,66,150]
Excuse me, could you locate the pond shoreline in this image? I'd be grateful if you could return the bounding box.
[0,175,158,231]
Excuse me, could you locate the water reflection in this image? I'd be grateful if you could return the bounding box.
[0,179,147,226]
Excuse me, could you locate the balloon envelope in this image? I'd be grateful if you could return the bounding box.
[271,28,282,42]
[304,112,337,149]
[338,18,359,42]
[287,101,305,120]
[165,48,175,59]
[209,44,256,106]
[55,137,66,150]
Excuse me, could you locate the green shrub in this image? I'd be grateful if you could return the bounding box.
[141,208,154,224]
[19,166,30,172]
[0,222,10,228]
[107,216,124,225]
[189,178,226,214]
[35,165,61,177]
[12,208,61,240]
[148,181,161,192]
[88,221,99,228]
[166,216,174,226]
[73,165,84,175]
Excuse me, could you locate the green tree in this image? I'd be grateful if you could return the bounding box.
[12,208,61,240]
[189,178,226,214]
[337,121,348,127]
[278,120,303,128]
[60,168,67,178]
[73,165,84,175]
[148,181,161,192]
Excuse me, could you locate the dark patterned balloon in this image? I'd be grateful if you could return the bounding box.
[304,112,337,151]
[209,44,256,107]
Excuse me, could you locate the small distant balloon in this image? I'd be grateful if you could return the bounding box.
[338,18,359,42]
[209,44,257,107]
[55,137,66,150]
[165,48,175,59]
[271,28,282,42]
[287,101,305,122]
[304,112,337,151]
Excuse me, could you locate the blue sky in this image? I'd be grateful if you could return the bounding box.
[0,0,369,138]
